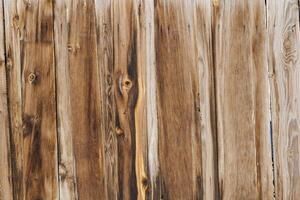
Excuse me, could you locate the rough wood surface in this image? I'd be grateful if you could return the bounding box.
[213,0,273,199]
[1,0,300,199]
[268,0,300,199]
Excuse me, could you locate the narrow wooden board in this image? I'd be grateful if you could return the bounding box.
[3,0,24,198]
[95,1,118,199]
[66,0,105,199]
[268,0,300,199]
[4,0,59,199]
[111,0,139,198]
[213,0,273,199]
[54,0,77,199]
[153,0,218,199]
[0,0,13,199]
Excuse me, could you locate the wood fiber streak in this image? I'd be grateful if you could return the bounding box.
[0,0,13,199]
[213,0,273,199]
[4,0,59,199]
[268,0,300,199]
[67,0,105,199]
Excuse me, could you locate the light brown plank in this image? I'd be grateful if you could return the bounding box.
[67,0,105,199]
[267,0,300,199]
[95,1,118,199]
[213,0,273,199]
[0,0,13,199]
[54,0,78,199]
[3,0,24,198]
[134,0,157,199]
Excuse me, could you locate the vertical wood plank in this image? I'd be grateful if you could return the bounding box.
[154,0,216,199]
[0,0,13,199]
[194,0,219,199]
[67,0,105,199]
[213,0,273,199]
[134,0,158,199]
[112,0,138,199]
[4,0,59,199]
[21,0,58,199]
[3,0,24,198]
[53,0,78,199]
[95,1,118,199]
[268,0,300,199]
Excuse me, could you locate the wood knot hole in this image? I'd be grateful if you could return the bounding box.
[123,79,132,89]
[115,127,124,136]
[28,73,37,84]
[142,177,149,190]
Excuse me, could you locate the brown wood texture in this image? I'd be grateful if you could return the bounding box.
[0,0,299,199]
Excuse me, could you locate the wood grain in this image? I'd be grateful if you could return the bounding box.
[268,0,300,199]
[213,0,273,199]
[0,0,13,199]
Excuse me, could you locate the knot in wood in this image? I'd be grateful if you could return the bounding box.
[141,177,149,190]
[28,72,37,84]
[122,78,132,91]
[115,127,124,136]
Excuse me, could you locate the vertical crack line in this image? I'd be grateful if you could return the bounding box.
[1,0,15,198]
[211,4,220,200]
[51,0,60,199]
[265,0,276,198]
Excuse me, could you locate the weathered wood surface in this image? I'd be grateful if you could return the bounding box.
[268,0,300,199]
[0,0,300,199]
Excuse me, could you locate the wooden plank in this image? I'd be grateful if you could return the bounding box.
[153,0,217,199]
[111,0,138,199]
[95,1,117,199]
[3,0,24,199]
[193,1,219,199]
[53,0,77,199]
[213,0,274,199]
[134,0,157,199]
[67,0,105,199]
[0,0,13,199]
[4,0,59,199]
[267,0,300,199]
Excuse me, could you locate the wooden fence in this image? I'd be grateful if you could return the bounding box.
[0,0,299,199]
